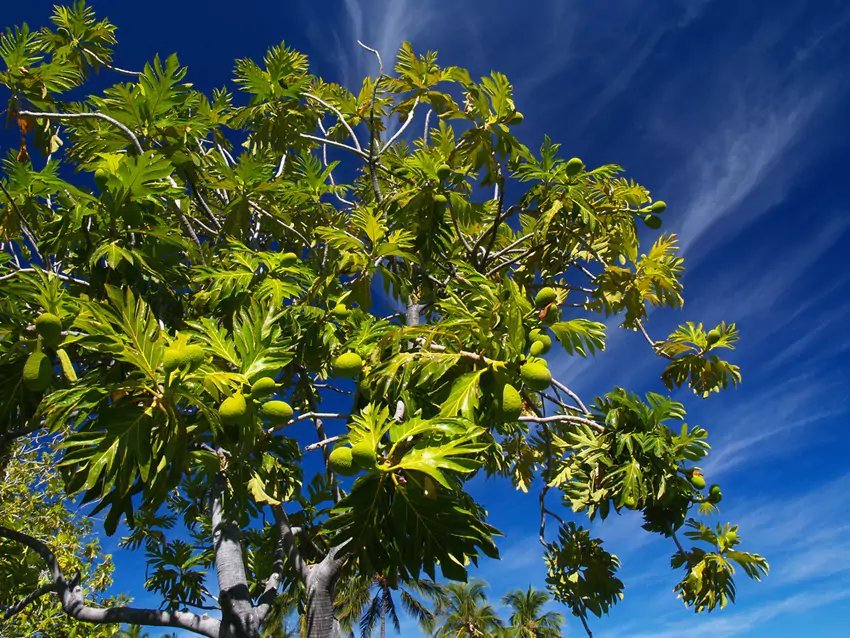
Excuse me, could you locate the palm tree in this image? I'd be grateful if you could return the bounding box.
[501,587,563,637]
[335,571,443,638]
[431,580,503,637]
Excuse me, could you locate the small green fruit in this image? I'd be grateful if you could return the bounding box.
[331,303,350,319]
[162,345,187,372]
[643,214,662,229]
[328,446,357,476]
[566,157,584,177]
[509,111,524,125]
[260,400,293,424]
[622,495,638,510]
[541,304,561,325]
[500,383,523,421]
[219,393,248,425]
[183,344,205,369]
[690,471,706,490]
[333,352,363,378]
[35,313,62,348]
[351,441,377,468]
[94,168,108,190]
[530,336,552,356]
[708,484,723,503]
[23,352,52,392]
[280,252,298,267]
[520,361,552,391]
[706,328,722,346]
[650,200,667,213]
[436,164,452,180]
[433,193,448,204]
[534,287,557,308]
[250,376,277,399]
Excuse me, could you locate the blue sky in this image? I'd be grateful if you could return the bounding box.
[4,1,850,636]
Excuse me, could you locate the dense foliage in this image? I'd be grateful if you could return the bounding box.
[0,3,767,637]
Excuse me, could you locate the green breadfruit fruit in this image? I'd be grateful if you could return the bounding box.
[163,345,188,372]
[509,111,524,124]
[566,157,584,177]
[643,214,662,229]
[331,303,350,319]
[690,471,706,490]
[23,352,52,392]
[706,328,722,346]
[433,193,448,204]
[534,287,557,308]
[333,352,363,378]
[183,344,205,369]
[529,337,551,356]
[708,484,723,503]
[251,377,278,398]
[94,168,108,190]
[436,164,452,180]
[35,313,62,348]
[56,348,77,383]
[329,446,357,476]
[500,383,523,421]
[351,441,377,468]
[219,393,248,425]
[260,400,293,424]
[650,200,667,213]
[520,361,552,391]
[280,252,298,266]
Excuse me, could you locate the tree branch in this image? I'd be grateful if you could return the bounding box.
[0,526,220,637]
[2,582,57,620]
[271,505,309,583]
[304,93,362,153]
[81,47,141,76]
[18,110,143,155]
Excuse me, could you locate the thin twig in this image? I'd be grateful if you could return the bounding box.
[81,47,141,76]
[304,93,362,152]
[19,110,143,154]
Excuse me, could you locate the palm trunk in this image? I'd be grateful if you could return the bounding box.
[304,550,343,638]
[380,594,386,638]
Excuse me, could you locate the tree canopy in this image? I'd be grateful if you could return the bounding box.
[0,2,767,637]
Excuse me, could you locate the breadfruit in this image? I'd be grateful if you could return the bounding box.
[529,338,551,356]
[534,287,557,308]
[650,200,667,213]
[708,484,723,503]
[643,214,662,229]
[23,352,52,392]
[280,252,298,266]
[250,376,277,398]
[163,346,188,372]
[35,313,62,348]
[94,168,109,190]
[520,361,552,391]
[689,470,706,490]
[500,383,523,421]
[260,400,293,424]
[433,193,448,204]
[331,303,350,319]
[351,441,377,468]
[328,446,357,476]
[436,164,452,180]
[183,345,205,369]
[566,157,584,177]
[333,352,363,378]
[219,393,248,425]
[540,303,561,324]
[705,328,722,346]
[509,111,524,124]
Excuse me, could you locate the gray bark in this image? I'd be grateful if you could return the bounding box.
[211,474,262,638]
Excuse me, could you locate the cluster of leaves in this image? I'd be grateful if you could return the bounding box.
[0,440,121,637]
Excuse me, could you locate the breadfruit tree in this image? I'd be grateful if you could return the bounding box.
[0,3,767,637]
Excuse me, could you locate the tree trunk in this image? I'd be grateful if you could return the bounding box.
[304,553,342,638]
[380,593,386,638]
